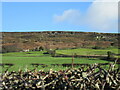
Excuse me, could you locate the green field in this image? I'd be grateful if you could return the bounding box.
[1,47,119,72]
[56,47,119,55]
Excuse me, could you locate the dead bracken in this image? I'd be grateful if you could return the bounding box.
[0,61,120,90]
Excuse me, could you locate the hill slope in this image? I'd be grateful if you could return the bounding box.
[1,31,119,52]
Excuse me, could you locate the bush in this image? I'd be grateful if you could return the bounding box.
[92,46,102,49]
[43,52,49,54]
[44,49,56,57]
[38,46,44,51]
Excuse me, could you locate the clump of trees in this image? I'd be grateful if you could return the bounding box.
[43,49,56,57]
[31,46,44,51]
[92,46,102,49]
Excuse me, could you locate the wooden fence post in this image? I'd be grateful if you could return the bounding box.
[72,54,74,68]
[107,51,111,60]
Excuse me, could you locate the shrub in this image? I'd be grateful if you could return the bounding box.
[92,46,102,49]
[43,49,56,57]
[38,46,44,51]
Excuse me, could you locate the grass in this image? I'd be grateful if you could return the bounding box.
[1,51,47,57]
[56,47,119,55]
[1,56,111,72]
[1,47,119,72]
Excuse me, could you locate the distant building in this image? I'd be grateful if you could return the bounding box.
[23,49,29,52]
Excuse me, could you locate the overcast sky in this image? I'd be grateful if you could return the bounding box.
[2,0,119,33]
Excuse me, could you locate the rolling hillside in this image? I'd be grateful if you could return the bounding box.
[1,31,119,53]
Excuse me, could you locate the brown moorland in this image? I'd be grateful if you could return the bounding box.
[1,31,119,53]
